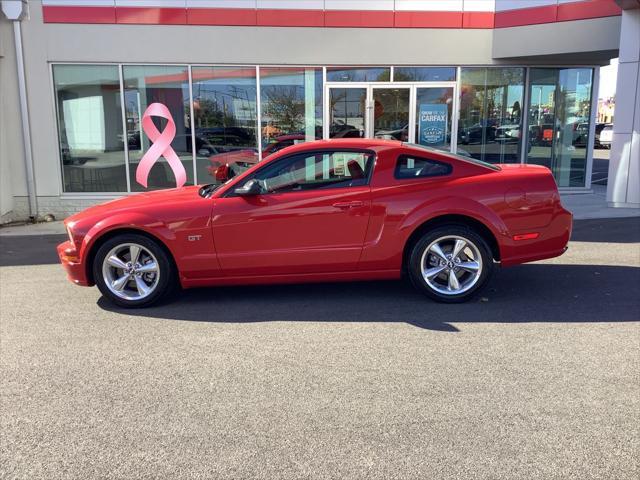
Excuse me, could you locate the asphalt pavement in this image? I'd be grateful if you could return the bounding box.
[1,218,639,479]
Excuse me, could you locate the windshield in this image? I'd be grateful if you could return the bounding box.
[403,143,501,171]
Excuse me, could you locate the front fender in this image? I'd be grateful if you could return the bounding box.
[78,212,177,264]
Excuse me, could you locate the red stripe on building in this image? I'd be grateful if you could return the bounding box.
[395,11,463,28]
[557,0,621,22]
[324,10,395,28]
[42,5,116,24]
[462,11,494,29]
[187,8,257,26]
[257,9,324,27]
[115,7,187,25]
[494,4,558,28]
[41,1,622,28]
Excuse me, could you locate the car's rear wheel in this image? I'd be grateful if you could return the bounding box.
[408,225,494,303]
[93,234,176,308]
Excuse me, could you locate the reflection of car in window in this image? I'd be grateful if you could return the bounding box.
[528,124,555,146]
[262,134,305,157]
[598,124,613,149]
[329,122,364,138]
[375,124,408,141]
[458,123,496,145]
[494,125,520,144]
[572,122,591,147]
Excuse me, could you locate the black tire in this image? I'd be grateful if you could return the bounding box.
[93,233,177,308]
[407,225,494,303]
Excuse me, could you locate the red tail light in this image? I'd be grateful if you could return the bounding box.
[513,233,540,241]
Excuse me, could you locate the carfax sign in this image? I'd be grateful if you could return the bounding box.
[419,104,448,146]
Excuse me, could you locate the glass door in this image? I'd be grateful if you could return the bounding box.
[371,87,410,141]
[328,86,367,139]
[325,83,457,153]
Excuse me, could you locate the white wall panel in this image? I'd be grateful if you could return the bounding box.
[324,0,394,11]
[463,0,495,12]
[395,1,463,11]
[256,0,323,9]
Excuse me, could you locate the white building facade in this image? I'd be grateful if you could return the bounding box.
[0,0,637,221]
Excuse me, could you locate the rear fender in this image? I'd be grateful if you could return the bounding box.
[400,196,509,251]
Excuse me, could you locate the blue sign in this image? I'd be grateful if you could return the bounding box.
[419,104,448,146]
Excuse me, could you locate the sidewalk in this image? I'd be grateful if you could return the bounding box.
[560,185,640,220]
[0,186,637,237]
[0,221,66,237]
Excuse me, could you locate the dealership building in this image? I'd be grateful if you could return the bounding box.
[0,0,638,221]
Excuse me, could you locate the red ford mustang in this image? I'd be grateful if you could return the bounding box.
[58,139,572,307]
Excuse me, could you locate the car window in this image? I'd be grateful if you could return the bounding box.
[247,150,374,194]
[395,154,452,179]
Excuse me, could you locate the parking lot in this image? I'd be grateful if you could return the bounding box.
[1,218,639,479]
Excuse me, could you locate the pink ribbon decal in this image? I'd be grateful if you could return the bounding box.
[136,102,187,189]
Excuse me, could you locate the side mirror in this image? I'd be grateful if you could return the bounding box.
[234,179,264,196]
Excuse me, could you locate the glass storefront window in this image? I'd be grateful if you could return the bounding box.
[415,87,454,151]
[326,67,390,82]
[458,67,524,163]
[53,65,127,192]
[394,67,456,82]
[53,63,594,194]
[329,87,366,138]
[373,88,410,141]
[123,65,194,190]
[259,67,323,154]
[191,67,258,185]
[526,68,593,187]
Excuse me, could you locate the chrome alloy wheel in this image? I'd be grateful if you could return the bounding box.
[420,235,483,296]
[101,243,160,301]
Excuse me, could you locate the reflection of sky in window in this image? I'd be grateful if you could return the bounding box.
[326,68,389,82]
[193,83,256,115]
[261,73,307,86]
[394,67,456,82]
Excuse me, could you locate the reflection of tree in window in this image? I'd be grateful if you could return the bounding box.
[262,85,305,139]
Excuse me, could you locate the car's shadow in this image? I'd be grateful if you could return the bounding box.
[98,263,640,332]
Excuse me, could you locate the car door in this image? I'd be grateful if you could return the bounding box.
[211,149,374,276]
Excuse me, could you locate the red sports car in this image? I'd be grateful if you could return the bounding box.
[58,139,572,307]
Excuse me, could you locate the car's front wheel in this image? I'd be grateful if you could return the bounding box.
[93,233,176,308]
[408,226,494,303]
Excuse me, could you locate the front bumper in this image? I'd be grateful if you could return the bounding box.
[57,240,91,286]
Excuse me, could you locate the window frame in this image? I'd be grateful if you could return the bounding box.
[394,153,453,180]
[225,148,376,197]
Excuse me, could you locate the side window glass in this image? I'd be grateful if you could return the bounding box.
[253,151,373,194]
[395,155,452,179]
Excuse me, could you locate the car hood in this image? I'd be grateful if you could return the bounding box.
[66,186,202,224]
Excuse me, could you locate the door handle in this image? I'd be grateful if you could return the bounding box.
[332,201,364,209]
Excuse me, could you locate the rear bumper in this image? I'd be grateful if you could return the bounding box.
[57,240,91,286]
[501,208,573,267]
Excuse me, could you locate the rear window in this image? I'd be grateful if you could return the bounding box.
[395,155,452,179]
[403,143,500,171]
